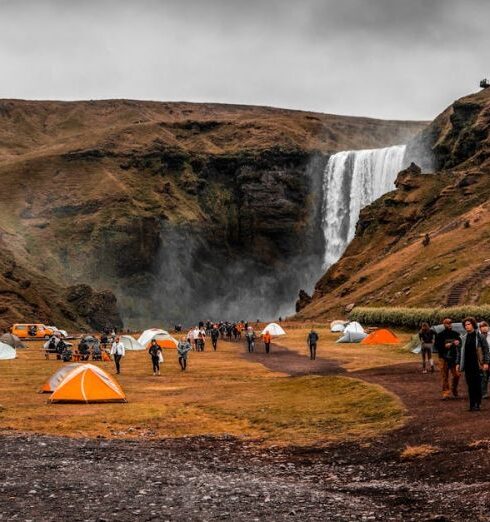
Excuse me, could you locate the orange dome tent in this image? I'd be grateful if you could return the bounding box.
[361,329,400,345]
[39,363,82,393]
[49,364,127,403]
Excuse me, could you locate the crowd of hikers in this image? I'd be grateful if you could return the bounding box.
[419,317,490,411]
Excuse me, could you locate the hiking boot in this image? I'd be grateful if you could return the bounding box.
[422,369,427,374]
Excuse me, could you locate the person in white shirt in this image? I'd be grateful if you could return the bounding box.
[110,336,125,374]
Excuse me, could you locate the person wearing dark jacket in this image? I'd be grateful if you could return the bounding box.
[456,317,490,411]
[210,326,219,351]
[434,318,461,399]
[245,328,256,353]
[307,329,319,360]
[148,339,163,376]
[418,323,435,373]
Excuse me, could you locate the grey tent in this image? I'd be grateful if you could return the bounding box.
[0,333,26,349]
[336,331,368,343]
[431,322,465,335]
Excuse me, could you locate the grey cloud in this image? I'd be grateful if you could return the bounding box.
[0,0,488,119]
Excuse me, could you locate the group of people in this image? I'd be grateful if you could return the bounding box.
[418,317,490,411]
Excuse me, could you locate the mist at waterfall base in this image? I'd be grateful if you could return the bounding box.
[321,145,407,268]
[143,145,406,326]
[148,224,322,326]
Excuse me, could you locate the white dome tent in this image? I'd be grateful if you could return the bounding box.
[137,329,169,348]
[261,323,286,336]
[344,321,365,334]
[120,335,145,351]
[0,341,16,360]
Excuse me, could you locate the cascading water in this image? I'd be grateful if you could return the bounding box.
[321,144,406,268]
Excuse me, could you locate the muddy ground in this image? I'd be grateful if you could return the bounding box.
[2,342,490,521]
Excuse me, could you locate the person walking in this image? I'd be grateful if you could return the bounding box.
[177,337,191,371]
[263,330,272,354]
[480,321,490,398]
[434,318,461,399]
[245,327,256,353]
[456,317,490,411]
[110,336,125,374]
[418,323,435,373]
[148,339,163,376]
[211,326,219,351]
[307,328,319,360]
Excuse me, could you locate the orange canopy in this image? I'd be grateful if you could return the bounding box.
[49,364,127,403]
[361,329,400,345]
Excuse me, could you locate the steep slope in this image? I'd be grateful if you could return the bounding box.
[0,100,425,328]
[297,88,490,320]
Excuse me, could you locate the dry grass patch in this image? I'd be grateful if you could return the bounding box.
[0,333,405,445]
[400,444,440,460]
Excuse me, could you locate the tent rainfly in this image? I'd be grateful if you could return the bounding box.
[261,323,286,336]
[39,363,82,393]
[361,329,401,345]
[49,364,127,403]
[137,329,169,348]
[344,321,365,334]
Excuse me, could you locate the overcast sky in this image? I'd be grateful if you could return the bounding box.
[0,0,488,120]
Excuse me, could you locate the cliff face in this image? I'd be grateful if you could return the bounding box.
[0,99,425,328]
[298,88,490,321]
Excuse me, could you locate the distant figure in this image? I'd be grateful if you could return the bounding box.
[263,330,272,354]
[211,326,219,351]
[191,326,199,351]
[307,329,319,360]
[456,317,490,411]
[278,317,282,323]
[245,327,256,353]
[175,324,182,333]
[418,323,435,373]
[177,337,191,371]
[480,78,490,89]
[148,339,163,376]
[434,318,461,399]
[110,336,125,374]
[422,233,430,247]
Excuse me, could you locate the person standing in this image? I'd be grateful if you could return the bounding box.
[307,328,319,360]
[210,326,219,351]
[245,327,256,353]
[418,323,435,373]
[110,336,125,374]
[480,322,490,398]
[177,337,191,371]
[263,330,272,354]
[434,318,461,399]
[148,339,163,376]
[456,317,490,411]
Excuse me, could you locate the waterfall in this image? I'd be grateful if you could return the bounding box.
[321,144,406,268]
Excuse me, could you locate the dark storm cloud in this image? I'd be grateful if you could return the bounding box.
[0,0,488,119]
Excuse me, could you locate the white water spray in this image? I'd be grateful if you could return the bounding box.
[321,144,406,268]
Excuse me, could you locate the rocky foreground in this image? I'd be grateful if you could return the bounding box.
[1,431,489,522]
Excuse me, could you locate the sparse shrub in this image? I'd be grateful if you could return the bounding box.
[400,444,439,460]
[349,305,490,329]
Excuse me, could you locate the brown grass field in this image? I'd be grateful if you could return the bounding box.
[0,326,414,446]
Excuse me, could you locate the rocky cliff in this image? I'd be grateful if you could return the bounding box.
[0,99,425,328]
[297,88,490,321]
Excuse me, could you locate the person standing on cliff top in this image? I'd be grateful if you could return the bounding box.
[110,336,125,374]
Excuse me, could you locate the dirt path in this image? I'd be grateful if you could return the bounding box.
[3,340,490,521]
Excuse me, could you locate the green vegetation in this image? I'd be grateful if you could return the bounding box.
[350,305,490,329]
